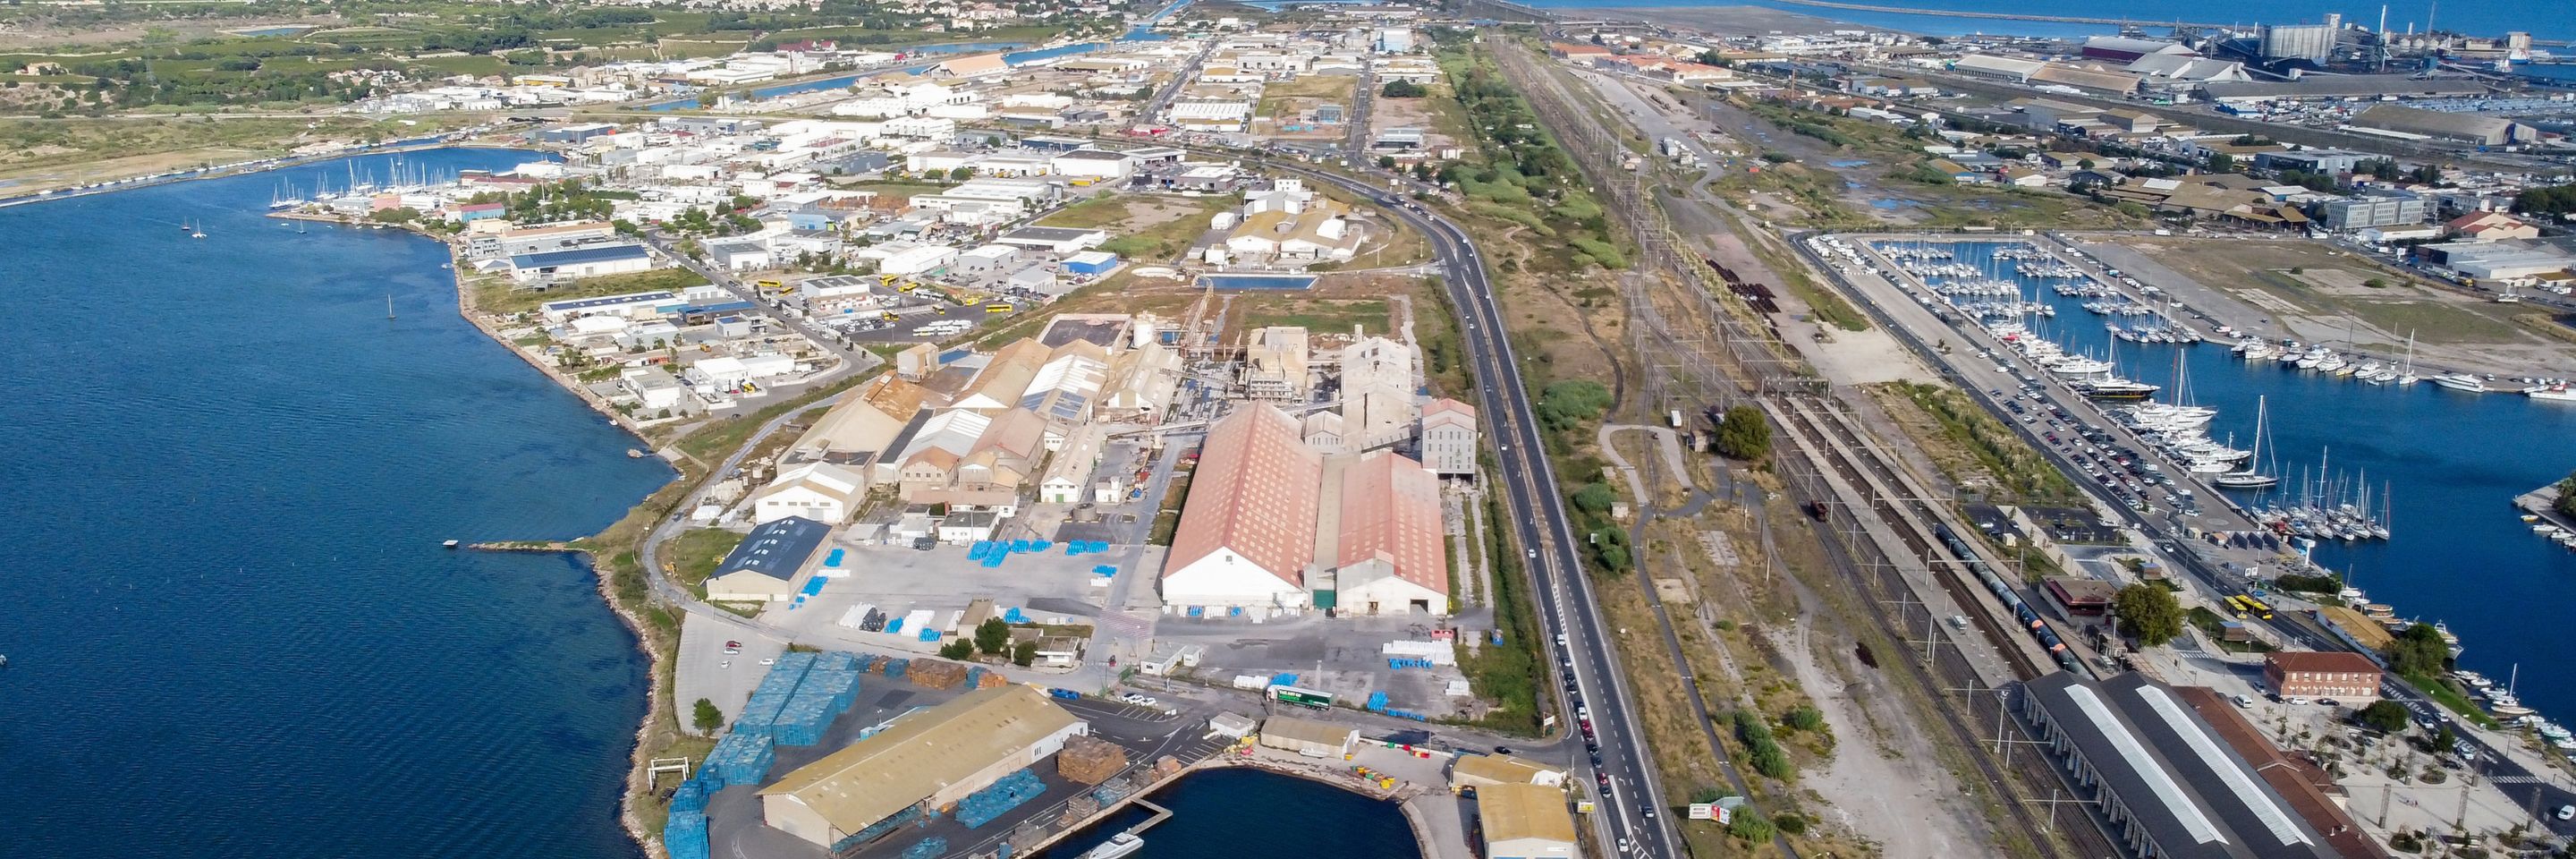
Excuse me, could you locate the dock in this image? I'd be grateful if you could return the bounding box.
[2516,484,2574,532]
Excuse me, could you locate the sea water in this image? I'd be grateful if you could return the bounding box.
[0,149,674,859]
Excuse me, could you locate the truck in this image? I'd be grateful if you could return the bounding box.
[1267,685,1333,709]
[1047,688,1082,701]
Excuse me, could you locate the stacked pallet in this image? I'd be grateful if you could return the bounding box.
[1055,735,1128,785]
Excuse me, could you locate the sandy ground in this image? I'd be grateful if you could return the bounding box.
[2079,236,2576,378]
[1589,4,1882,37]
[1773,615,1995,858]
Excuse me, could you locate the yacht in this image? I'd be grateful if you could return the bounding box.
[2430,373,2488,393]
[2048,355,2114,376]
[2214,396,2282,489]
[1083,834,1147,859]
[2528,384,2576,403]
[2080,378,2161,401]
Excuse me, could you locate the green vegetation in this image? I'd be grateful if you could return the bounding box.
[938,640,975,659]
[1533,379,1613,433]
[475,267,709,316]
[2557,470,2576,519]
[2385,622,2452,676]
[2272,572,2343,594]
[1431,34,1624,271]
[1456,489,1545,735]
[974,617,1011,656]
[1012,639,1038,668]
[1237,298,1388,333]
[2514,185,2576,219]
[1035,197,1134,229]
[1781,705,1826,733]
[1887,382,2081,504]
[1098,194,1236,262]
[665,528,744,591]
[1727,808,1775,842]
[691,698,723,734]
[1380,80,1426,98]
[2357,700,2411,734]
[2114,583,2183,646]
[1707,404,1771,462]
[1730,710,1793,781]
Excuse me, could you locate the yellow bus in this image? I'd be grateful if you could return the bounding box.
[755,279,783,290]
[2243,596,2275,620]
[2224,595,2250,617]
[898,282,919,293]
[985,302,1013,313]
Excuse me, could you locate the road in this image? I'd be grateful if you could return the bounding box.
[640,228,881,403]
[1268,161,1686,859]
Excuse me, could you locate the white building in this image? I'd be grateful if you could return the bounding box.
[1419,397,1479,477]
[750,462,867,524]
[707,240,774,271]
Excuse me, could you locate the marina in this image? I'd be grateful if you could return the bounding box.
[1839,234,2576,722]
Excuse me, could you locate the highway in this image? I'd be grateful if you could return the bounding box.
[1267,160,1686,859]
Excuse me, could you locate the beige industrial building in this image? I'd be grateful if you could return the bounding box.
[1450,753,1568,791]
[1477,783,1579,859]
[760,686,1089,848]
[1257,713,1358,757]
[1340,336,1417,451]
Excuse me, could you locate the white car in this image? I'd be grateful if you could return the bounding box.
[2556,804,2573,821]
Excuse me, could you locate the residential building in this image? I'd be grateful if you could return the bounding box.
[2263,651,2383,702]
[1419,397,1478,477]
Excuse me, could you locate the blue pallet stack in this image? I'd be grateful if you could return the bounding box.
[734,651,819,740]
[965,667,986,687]
[707,730,776,784]
[902,837,950,859]
[1366,691,1389,711]
[955,769,1045,828]
[670,778,712,814]
[1271,673,1300,686]
[882,658,910,677]
[666,807,710,859]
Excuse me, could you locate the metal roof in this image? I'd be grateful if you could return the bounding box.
[716,516,828,582]
[1478,783,1578,846]
[510,243,650,268]
[2021,672,2336,859]
[760,686,1083,834]
[1165,404,1322,590]
[541,290,674,312]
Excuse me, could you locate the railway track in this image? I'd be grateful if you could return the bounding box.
[1765,392,2123,859]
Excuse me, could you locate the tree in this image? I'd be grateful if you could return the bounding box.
[2407,163,2443,185]
[612,218,640,235]
[2385,623,2452,676]
[1782,705,1825,732]
[1012,640,1038,667]
[1572,482,1618,515]
[938,639,975,659]
[1709,405,1772,461]
[2112,583,2183,646]
[692,697,724,733]
[2358,700,2411,734]
[369,207,419,225]
[975,617,1012,655]
[1379,79,1426,98]
[2556,470,2576,519]
[947,166,976,181]
[2206,152,2235,174]
[1377,155,1397,169]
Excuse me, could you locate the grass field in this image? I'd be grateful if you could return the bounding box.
[473,266,707,316]
[1236,296,1389,333]
[1256,73,1353,119]
[665,528,746,591]
[2117,237,2532,347]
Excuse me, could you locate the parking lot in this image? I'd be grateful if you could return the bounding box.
[1157,613,1474,719]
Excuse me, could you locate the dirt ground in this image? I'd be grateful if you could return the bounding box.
[0,15,341,49]
[2099,235,2576,378]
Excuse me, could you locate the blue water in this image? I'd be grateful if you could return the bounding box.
[0,149,675,859]
[1043,769,1422,859]
[1528,0,2575,41]
[1928,242,2576,715]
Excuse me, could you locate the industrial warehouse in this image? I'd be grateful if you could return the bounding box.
[760,685,1089,849]
[2016,672,2341,859]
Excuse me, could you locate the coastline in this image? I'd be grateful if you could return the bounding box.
[436,244,686,857]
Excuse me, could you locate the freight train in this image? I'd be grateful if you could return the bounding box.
[1933,523,2084,673]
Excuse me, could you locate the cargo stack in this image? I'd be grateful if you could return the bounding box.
[907,659,968,690]
[954,769,1046,828]
[881,657,910,677]
[975,669,1009,689]
[1055,734,1128,784]
[706,730,775,785]
[964,666,987,688]
[665,804,709,859]
[734,651,820,740]
[773,652,865,746]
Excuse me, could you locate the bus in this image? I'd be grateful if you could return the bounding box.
[2224,595,2251,617]
[2242,596,2275,620]
[1268,685,1333,709]
[898,281,919,293]
[755,278,783,291]
[985,302,1013,313]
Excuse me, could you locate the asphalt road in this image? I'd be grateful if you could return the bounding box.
[1268,161,1686,859]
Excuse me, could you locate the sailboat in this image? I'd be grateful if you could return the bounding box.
[2396,330,2419,387]
[386,293,397,320]
[189,219,206,239]
[2215,395,2281,489]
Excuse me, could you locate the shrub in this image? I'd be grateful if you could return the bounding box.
[1782,705,1825,732]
